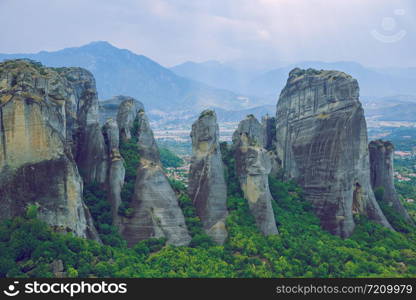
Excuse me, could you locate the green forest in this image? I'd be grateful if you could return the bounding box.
[1,143,416,278]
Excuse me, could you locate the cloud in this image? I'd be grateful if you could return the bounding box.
[0,0,414,67]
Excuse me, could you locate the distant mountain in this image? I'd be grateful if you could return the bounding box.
[369,103,416,122]
[364,95,416,122]
[170,60,261,94]
[249,61,416,99]
[0,41,252,111]
[214,105,275,123]
[171,60,416,102]
[147,104,275,128]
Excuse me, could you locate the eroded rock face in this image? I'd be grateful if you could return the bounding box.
[233,115,279,235]
[59,68,108,184]
[275,68,392,237]
[0,59,99,240]
[189,110,228,244]
[121,111,191,246]
[117,98,141,141]
[100,95,144,125]
[102,119,125,228]
[261,115,280,176]
[369,140,413,223]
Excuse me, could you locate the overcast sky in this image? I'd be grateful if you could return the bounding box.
[0,0,415,67]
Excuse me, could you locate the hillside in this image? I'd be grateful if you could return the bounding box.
[171,60,416,102]
[0,42,250,111]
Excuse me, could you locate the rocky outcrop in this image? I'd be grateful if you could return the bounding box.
[275,68,392,237]
[261,115,280,176]
[99,95,144,125]
[58,68,108,184]
[369,140,413,223]
[188,110,228,244]
[0,59,99,240]
[117,98,142,141]
[232,115,279,235]
[120,110,191,246]
[102,119,125,228]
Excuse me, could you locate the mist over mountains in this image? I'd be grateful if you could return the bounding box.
[171,60,416,101]
[0,41,252,112]
[1,41,415,123]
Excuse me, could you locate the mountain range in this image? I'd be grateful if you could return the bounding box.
[2,41,416,122]
[0,41,253,111]
[171,60,416,101]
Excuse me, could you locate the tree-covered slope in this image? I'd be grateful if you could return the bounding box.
[1,144,415,278]
[0,42,248,111]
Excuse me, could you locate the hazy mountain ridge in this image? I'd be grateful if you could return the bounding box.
[171,60,416,101]
[0,42,252,112]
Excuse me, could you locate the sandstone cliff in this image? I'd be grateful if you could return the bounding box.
[232,115,279,235]
[275,68,392,237]
[0,59,99,240]
[120,110,191,246]
[100,95,144,125]
[102,119,125,228]
[117,98,142,141]
[261,115,280,176]
[369,140,413,223]
[58,68,108,184]
[188,110,228,244]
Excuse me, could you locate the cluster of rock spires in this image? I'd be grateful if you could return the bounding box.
[0,59,191,246]
[273,68,405,237]
[0,59,412,247]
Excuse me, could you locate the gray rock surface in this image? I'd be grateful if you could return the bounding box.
[102,119,125,228]
[99,95,144,125]
[261,115,280,176]
[232,115,279,235]
[121,110,191,246]
[369,140,413,223]
[275,68,392,237]
[188,110,228,244]
[0,59,100,241]
[58,68,108,184]
[117,98,141,141]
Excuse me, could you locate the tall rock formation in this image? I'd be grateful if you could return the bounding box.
[120,110,191,246]
[117,98,142,141]
[232,115,279,235]
[102,119,125,228]
[0,59,99,240]
[58,68,108,184]
[275,68,392,237]
[188,110,228,244]
[369,140,413,223]
[261,115,280,176]
[99,95,144,125]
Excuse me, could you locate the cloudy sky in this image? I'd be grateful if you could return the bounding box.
[0,0,415,67]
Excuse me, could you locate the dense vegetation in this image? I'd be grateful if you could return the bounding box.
[83,183,125,247]
[118,119,140,218]
[160,147,184,168]
[1,140,416,278]
[157,140,192,156]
